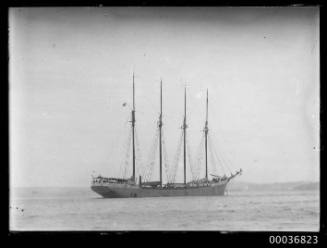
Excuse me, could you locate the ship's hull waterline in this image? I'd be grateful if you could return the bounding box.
[91,183,228,198]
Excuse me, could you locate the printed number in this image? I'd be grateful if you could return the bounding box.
[269,236,276,244]
[301,236,306,244]
[313,236,318,244]
[294,236,300,244]
[269,235,318,244]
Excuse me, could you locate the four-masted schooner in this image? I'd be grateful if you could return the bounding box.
[91,74,242,198]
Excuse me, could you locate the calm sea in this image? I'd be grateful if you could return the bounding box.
[10,187,319,231]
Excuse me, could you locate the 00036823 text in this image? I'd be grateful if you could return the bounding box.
[269,235,318,245]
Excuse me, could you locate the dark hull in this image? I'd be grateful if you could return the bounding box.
[91,183,228,198]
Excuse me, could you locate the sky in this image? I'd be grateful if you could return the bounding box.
[9,7,320,187]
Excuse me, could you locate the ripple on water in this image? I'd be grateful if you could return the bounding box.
[10,189,320,231]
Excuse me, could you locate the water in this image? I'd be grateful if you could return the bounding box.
[10,187,319,231]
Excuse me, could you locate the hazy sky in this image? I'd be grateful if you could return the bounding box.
[10,7,319,187]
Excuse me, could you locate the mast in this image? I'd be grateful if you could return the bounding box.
[204,89,209,181]
[183,87,187,185]
[158,80,163,187]
[132,73,136,182]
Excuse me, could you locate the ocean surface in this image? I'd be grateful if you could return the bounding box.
[10,187,319,231]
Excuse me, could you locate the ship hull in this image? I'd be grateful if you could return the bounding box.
[91,183,228,198]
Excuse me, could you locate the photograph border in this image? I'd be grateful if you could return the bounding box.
[3,1,326,245]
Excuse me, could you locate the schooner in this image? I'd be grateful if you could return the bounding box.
[91,74,242,198]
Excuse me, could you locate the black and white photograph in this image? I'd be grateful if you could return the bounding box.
[9,7,320,231]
